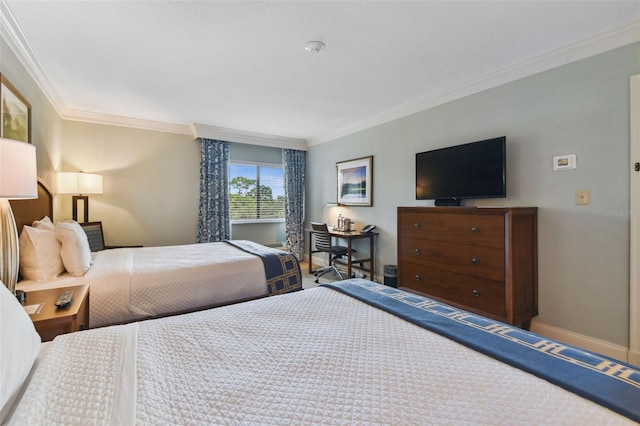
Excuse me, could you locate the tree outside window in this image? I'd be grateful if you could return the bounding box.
[229,163,285,221]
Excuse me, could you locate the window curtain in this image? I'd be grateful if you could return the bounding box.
[198,139,230,243]
[283,149,306,260]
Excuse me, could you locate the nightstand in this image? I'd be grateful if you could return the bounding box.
[24,284,90,341]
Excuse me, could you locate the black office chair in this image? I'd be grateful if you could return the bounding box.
[311,222,348,283]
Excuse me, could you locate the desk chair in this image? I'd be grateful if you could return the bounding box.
[311,222,348,283]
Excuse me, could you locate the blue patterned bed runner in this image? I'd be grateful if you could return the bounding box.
[322,279,640,422]
[224,240,302,295]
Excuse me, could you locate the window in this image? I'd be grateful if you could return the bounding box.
[229,162,285,222]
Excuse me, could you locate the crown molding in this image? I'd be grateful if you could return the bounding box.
[0,1,194,136]
[0,1,66,116]
[307,20,640,146]
[2,0,638,146]
[193,123,307,150]
[65,109,193,136]
[0,0,303,143]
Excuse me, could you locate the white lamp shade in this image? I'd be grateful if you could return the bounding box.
[0,138,37,199]
[58,172,103,195]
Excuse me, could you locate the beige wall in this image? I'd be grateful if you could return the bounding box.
[60,121,199,247]
[3,35,200,248]
[1,37,63,189]
[3,34,284,248]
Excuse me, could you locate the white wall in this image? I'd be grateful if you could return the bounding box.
[307,42,640,347]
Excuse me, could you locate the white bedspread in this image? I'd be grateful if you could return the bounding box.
[8,287,634,425]
[18,242,267,327]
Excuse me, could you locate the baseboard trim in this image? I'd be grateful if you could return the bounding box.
[531,320,635,365]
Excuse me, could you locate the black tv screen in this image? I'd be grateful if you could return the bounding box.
[416,136,506,205]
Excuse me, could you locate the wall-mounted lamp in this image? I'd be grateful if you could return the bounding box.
[58,172,103,223]
[0,138,37,294]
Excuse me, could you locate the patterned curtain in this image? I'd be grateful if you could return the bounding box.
[283,149,306,260]
[197,139,230,243]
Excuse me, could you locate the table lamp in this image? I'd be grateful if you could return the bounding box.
[58,172,103,223]
[0,138,37,294]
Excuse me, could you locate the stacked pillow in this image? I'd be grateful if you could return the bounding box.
[19,217,92,281]
[55,221,92,276]
[18,217,64,281]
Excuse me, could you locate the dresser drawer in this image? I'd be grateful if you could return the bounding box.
[399,263,506,318]
[398,212,505,248]
[397,206,537,328]
[398,238,505,282]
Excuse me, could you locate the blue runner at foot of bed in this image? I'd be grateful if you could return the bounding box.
[322,279,640,423]
[224,240,302,295]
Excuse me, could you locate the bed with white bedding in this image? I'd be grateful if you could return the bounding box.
[18,240,302,328]
[11,180,302,328]
[2,279,639,425]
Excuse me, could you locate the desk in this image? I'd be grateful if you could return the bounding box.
[308,229,378,281]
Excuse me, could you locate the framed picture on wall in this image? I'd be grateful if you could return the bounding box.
[336,156,373,206]
[0,74,31,144]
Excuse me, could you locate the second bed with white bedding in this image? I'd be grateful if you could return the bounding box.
[18,241,301,327]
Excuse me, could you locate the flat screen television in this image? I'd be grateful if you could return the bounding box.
[415,136,506,206]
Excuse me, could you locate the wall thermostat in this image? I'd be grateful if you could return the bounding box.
[553,154,576,170]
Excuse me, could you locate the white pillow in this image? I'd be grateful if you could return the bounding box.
[19,226,65,281]
[0,282,41,420]
[55,221,92,277]
[32,216,55,231]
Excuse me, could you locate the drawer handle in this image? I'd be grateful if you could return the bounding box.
[414,248,421,255]
[472,289,480,297]
[471,257,479,265]
[471,226,479,233]
[414,223,421,229]
[414,274,422,282]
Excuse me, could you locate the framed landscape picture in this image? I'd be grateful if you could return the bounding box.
[336,156,373,206]
[1,74,31,144]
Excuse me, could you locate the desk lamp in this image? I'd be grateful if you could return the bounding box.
[322,201,344,228]
[0,138,37,294]
[58,172,103,223]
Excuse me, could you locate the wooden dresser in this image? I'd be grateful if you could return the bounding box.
[397,207,537,329]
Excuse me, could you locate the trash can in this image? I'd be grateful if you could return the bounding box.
[383,265,397,288]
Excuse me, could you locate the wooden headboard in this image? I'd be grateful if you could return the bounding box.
[9,178,53,234]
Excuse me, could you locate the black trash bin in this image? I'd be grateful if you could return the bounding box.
[383,265,397,288]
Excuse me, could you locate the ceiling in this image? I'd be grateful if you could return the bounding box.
[1,1,639,146]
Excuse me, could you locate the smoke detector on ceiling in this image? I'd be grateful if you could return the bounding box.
[304,41,325,54]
